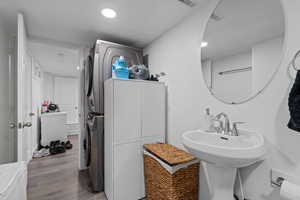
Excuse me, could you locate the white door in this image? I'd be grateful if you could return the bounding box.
[17,13,32,162]
[0,27,17,164]
[7,49,17,163]
[54,77,79,123]
[25,54,33,159]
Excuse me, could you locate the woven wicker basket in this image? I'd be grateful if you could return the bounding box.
[144,145,199,200]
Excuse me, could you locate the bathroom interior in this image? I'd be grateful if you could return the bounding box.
[0,0,300,200]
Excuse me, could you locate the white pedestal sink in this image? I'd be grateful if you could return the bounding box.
[182,130,265,200]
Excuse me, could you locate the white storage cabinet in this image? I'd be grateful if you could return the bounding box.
[104,79,166,200]
[40,112,68,146]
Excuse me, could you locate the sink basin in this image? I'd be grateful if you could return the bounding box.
[182,129,266,200]
[182,129,265,167]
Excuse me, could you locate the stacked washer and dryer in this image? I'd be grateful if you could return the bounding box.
[83,40,143,192]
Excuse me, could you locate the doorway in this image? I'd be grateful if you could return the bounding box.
[28,39,83,158]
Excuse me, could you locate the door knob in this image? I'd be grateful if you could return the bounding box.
[23,122,32,128]
[9,123,16,129]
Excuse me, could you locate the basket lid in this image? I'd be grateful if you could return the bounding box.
[144,144,197,166]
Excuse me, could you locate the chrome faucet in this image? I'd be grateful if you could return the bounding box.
[215,112,231,135]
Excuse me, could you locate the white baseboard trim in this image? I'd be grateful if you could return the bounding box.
[66,122,80,136]
[68,131,80,136]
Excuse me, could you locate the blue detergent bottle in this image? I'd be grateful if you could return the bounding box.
[112,56,129,79]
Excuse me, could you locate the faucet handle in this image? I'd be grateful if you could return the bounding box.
[232,121,246,129]
[212,119,223,134]
[231,122,245,136]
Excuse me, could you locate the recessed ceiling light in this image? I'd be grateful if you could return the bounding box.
[77,66,80,71]
[201,42,208,48]
[101,8,117,19]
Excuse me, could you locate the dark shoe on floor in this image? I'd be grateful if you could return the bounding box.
[65,141,73,150]
[49,140,66,155]
[55,144,66,154]
[50,140,60,147]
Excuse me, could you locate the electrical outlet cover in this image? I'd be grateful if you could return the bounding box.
[271,169,290,187]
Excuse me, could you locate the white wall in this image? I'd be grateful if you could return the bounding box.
[0,17,12,164]
[211,51,252,103]
[40,72,79,124]
[144,0,300,199]
[54,76,79,124]
[42,72,55,102]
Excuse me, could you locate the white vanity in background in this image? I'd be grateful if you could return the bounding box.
[104,79,166,200]
[40,112,68,147]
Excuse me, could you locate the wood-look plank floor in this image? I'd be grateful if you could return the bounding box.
[27,136,107,200]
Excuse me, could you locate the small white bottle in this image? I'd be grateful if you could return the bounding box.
[204,108,215,132]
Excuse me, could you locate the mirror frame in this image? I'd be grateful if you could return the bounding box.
[200,0,287,105]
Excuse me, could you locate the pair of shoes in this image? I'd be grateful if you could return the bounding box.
[65,140,73,150]
[49,140,66,155]
[50,140,60,147]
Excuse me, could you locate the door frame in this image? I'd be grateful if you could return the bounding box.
[31,59,42,154]
[17,13,25,162]
[25,53,33,160]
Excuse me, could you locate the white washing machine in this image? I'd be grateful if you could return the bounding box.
[0,162,27,200]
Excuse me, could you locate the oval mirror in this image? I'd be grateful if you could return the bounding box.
[201,0,285,104]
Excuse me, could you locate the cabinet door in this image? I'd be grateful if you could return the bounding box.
[114,142,142,200]
[141,83,166,138]
[114,80,141,143]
